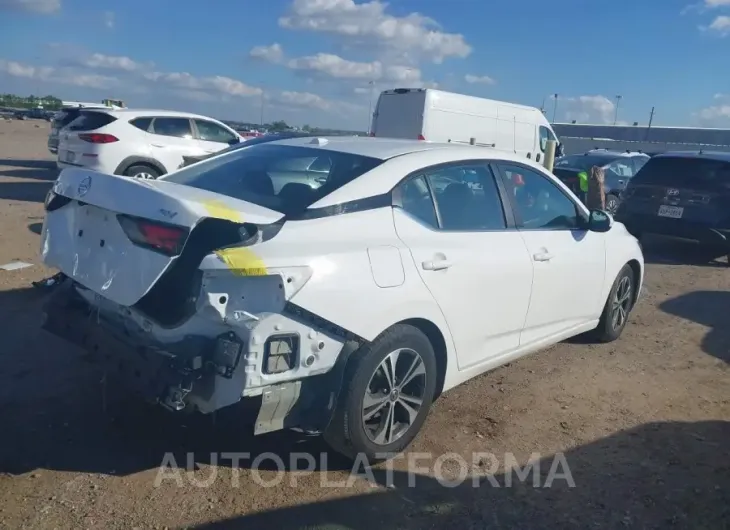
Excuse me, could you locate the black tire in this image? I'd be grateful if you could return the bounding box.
[323,324,438,462]
[605,194,620,215]
[590,264,635,343]
[124,164,161,179]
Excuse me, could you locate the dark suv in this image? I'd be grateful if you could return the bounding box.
[553,150,650,213]
[615,151,730,261]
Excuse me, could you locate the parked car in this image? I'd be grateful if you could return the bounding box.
[553,150,650,213]
[40,137,644,460]
[615,150,730,263]
[180,131,317,168]
[56,109,243,179]
[370,88,562,164]
[13,111,27,120]
[48,106,106,155]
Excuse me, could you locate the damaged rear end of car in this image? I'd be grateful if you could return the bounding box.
[39,144,381,434]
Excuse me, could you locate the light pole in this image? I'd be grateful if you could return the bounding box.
[552,94,559,123]
[613,95,622,125]
[259,90,265,128]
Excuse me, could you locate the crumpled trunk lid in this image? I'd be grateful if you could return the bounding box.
[41,168,284,307]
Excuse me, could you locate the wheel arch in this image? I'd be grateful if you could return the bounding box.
[626,258,642,306]
[398,317,449,399]
[114,156,166,177]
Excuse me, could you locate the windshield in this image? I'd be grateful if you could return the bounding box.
[554,154,616,171]
[164,143,384,215]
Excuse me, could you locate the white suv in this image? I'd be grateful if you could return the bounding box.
[56,109,243,178]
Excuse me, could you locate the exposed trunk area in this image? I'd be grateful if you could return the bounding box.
[133,218,254,326]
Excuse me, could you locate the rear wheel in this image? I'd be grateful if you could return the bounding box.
[124,164,161,180]
[590,264,635,343]
[324,324,437,462]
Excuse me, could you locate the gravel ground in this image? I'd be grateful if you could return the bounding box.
[0,120,728,530]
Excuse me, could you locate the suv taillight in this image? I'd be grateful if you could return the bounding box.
[117,215,189,256]
[79,133,118,144]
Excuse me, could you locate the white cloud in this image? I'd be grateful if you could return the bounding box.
[249,43,284,63]
[704,15,730,35]
[143,71,262,98]
[103,10,115,29]
[695,94,730,124]
[464,74,496,85]
[0,0,60,14]
[83,53,142,72]
[554,94,617,124]
[0,58,118,89]
[705,0,730,7]
[278,0,471,63]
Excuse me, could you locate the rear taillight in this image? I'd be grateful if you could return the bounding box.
[417,134,425,140]
[117,215,189,256]
[44,190,72,212]
[78,133,119,144]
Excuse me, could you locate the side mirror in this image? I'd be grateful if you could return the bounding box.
[228,137,241,146]
[587,209,611,233]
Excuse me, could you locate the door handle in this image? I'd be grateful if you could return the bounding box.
[422,259,453,271]
[151,143,166,148]
[533,252,554,262]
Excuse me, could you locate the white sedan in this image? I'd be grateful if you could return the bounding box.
[39,136,644,460]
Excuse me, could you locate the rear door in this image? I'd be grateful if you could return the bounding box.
[393,162,533,370]
[371,90,425,140]
[193,119,240,154]
[149,117,203,172]
[622,156,730,226]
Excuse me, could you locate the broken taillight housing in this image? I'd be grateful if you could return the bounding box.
[117,214,189,256]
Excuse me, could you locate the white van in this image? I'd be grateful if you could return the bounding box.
[370,88,561,164]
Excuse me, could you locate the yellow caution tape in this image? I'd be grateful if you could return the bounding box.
[215,247,268,277]
[202,199,268,276]
[202,199,243,223]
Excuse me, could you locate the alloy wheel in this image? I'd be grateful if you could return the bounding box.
[362,348,427,446]
[611,275,632,330]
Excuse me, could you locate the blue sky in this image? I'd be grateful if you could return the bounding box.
[1,0,729,130]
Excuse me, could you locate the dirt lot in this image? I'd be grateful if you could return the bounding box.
[0,119,728,530]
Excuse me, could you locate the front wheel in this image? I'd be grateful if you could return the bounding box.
[323,324,438,462]
[590,264,635,343]
[605,194,620,215]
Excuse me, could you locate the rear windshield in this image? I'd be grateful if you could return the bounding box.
[162,143,384,215]
[373,93,424,139]
[633,156,730,189]
[54,109,82,127]
[67,111,117,132]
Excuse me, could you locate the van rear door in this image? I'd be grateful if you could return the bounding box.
[371,89,426,140]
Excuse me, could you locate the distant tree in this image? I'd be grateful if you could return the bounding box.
[302,124,311,132]
[269,120,289,132]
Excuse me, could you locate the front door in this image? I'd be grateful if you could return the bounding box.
[494,162,607,345]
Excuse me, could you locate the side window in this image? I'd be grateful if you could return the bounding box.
[308,156,332,173]
[195,119,236,143]
[129,117,152,132]
[152,117,193,139]
[632,156,649,173]
[428,164,506,230]
[396,175,439,228]
[606,159,635,178]
[539,126,550,152]
[498,164,581,230]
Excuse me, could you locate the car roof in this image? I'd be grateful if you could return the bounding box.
[256,135,526,161]
[652,150,730,163]
[585,149,647,157]
[84,108,225,121]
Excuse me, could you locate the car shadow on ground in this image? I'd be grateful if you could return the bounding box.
[0,158,56,170]
[0,180,53,202]
[0,285,354,477]
[28,222,43,235]
[640,235,728,268]
[660,291,730,364]
[194,420,730,530]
